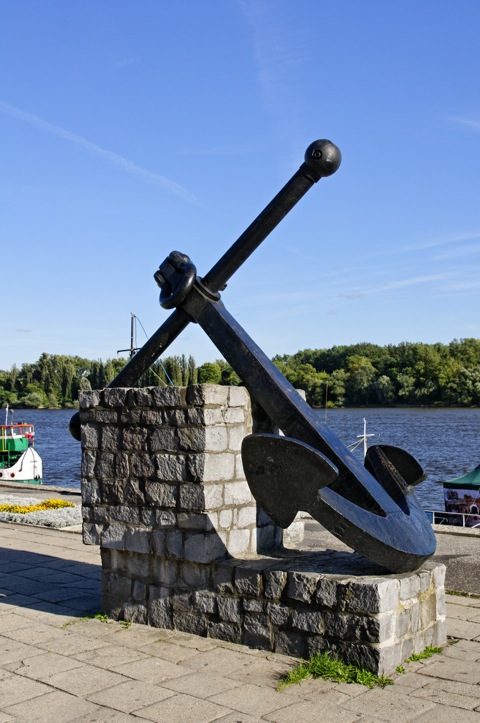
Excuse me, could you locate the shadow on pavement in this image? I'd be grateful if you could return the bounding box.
[0,546,102,617]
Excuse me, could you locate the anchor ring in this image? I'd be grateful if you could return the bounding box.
[157,252,197,310]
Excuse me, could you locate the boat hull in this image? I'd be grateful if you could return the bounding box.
[0,447,43,484]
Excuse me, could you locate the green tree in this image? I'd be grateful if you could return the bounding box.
[373,375,395,405]
[163,356,183,386]
[396,373,416,403]
[328,369,347,407]
[187,355,197,385]
[197,362,222,384]
[23,384,48,407]
[346,356,377,405]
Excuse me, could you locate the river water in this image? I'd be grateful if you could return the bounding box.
[12,407,480,510]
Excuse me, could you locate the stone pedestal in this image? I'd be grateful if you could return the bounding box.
[79,384,446,675]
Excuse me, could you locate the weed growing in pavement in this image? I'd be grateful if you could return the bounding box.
[405,646,443,663]
[62,612,114,628]
[396,645,443,673]
[82,613,132,628]
[276,650,393,691]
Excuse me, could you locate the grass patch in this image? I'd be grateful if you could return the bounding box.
[276,650,393,691]
[396,645,443,673]
[87,613,109,623]
[61,612,130,628]
[78,612,131,627]
[405,646,442,663]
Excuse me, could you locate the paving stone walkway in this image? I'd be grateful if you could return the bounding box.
[1,522,480,722]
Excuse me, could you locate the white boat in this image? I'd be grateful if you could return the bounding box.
[0,407,42,484]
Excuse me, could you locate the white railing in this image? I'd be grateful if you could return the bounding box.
[425,509,480,529]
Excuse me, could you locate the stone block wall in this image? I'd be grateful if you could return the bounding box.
[80,384,283,559]
[79,384,446,675]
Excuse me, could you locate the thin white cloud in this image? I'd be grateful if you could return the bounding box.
[115,56,140,68]
[0,101,198,203]
[375,273,453,291]
[251,289,319,304]
[238,0,304,155]
[442,278,480,293]
[335,272,456,300]
[421,231,480,250]
[449,116,480,133]
[239,1,298,112]
[432,243,480,261]
[370,230,480,258]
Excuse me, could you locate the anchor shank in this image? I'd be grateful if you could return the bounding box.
[203,165,318,293]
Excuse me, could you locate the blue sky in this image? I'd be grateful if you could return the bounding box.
[2,0,480,371]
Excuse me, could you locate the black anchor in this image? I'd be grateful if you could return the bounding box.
[71,140,435,573]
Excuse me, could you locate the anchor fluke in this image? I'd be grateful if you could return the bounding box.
[242,433,338,528]
[365,445,426,488]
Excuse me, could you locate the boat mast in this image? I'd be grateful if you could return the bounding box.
[130,312,136,358]
[362,417,373,458]
[348,417,375,459]
[117,313,174,386]
[117,313,139,358]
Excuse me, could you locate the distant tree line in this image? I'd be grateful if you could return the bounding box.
[1,338,480,409]
[0,352,240,409]
[273,338,480,407]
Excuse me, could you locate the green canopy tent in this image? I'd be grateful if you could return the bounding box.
[444,464,480,491]
[444,464,480,519]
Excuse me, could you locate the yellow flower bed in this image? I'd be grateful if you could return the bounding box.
[0,499,75,515]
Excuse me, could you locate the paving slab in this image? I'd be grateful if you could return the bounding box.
[263,696,362,723]
[3,690,101,722]
[86,679,175,714]
[42,664,133,697]
[412,677,480,710]
[342,685,438,721]
[160,669,243,698]
[73,643,151,669]
[35,632,110,656]
[415,707,480,722]
[112,656,195,685]
[419,657,480,685]
[4,651,84,680]
[446,616,480,641]
[131,692,234,722]
[0,638,46,665]
[0,675,53,708]
[442,638,480,661]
